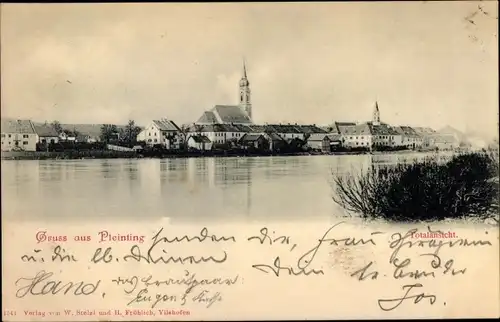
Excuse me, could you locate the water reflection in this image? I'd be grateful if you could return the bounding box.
[1,153,441,224]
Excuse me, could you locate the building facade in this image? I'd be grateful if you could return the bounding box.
[137,119,183,149]
[33,124,60,145]
[1,119,38,151]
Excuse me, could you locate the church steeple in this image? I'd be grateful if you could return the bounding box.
[373,101,380,125]
[239,59,252,120]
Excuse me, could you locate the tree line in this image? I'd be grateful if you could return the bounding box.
[49,120,142,147]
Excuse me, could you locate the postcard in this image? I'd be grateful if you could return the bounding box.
[1,1,499,321]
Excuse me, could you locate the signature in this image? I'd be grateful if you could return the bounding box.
[15,270,101,298]
[126,288,177,308]
[377,283,436,311]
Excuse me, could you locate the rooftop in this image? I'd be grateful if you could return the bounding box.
[190,135,211,143]
[33,124,59,137]
[152,119,181,132]
[1,119,36,134]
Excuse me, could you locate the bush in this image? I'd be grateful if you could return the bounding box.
[332,151,499,222]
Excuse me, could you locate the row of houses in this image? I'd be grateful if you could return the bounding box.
[0,117,468,153]
[134,117,465,152]
[1,119,111,152]
[135,118,335,151]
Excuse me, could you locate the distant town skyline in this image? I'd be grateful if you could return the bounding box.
[1,2,498,140]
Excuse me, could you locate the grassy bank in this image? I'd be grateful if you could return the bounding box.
[332,151,499,222]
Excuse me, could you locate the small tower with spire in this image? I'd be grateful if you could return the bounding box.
[239,59,252,120]
[373,101,380,125]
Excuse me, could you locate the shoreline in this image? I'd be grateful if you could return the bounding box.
[0,149,439,160]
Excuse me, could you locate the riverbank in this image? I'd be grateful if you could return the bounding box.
[1,148,432,160]
[0,150,137,160]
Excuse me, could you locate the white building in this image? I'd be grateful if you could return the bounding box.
[413,127,437,149]
[59,131,76,141]
[307,133,342,152]
[337,123,373,148]
[33,123,60,144]
[394,126,423,149]
[137,119,183,149]
[1,119,38,151]
[186,123,250,146]
[187,135,213,151]
[370,123,401,148]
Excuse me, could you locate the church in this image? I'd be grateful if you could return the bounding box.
[196,61,253,125]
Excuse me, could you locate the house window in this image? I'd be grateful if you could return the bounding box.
[23,141,28,145]
[154,132,157,136]
[8,134,11,138]
[23,134,29,138]
[154,139,157,143]
[148,139,152,142]
[148,132,151,136]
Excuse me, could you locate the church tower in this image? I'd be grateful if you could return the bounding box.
[239,60,252,120]
[373,101,380,125]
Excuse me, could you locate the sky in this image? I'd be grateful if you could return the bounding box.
[1,2,498,139]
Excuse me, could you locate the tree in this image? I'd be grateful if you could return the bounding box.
[100,124,119,143]
[52,121,63,134]
[122,120,142,146]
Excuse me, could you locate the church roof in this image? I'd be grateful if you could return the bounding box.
[196,111,218,124]
[212,105,252,124]
[195,105,252,125]
[188,123,250,133]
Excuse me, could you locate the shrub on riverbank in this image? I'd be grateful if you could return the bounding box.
[332,151,499,222]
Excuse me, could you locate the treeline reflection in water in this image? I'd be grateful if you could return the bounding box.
[1,153,444,223]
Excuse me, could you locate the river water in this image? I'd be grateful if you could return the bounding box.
[1,153,453,224]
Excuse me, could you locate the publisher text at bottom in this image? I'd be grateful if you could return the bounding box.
[37,309,192,317]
